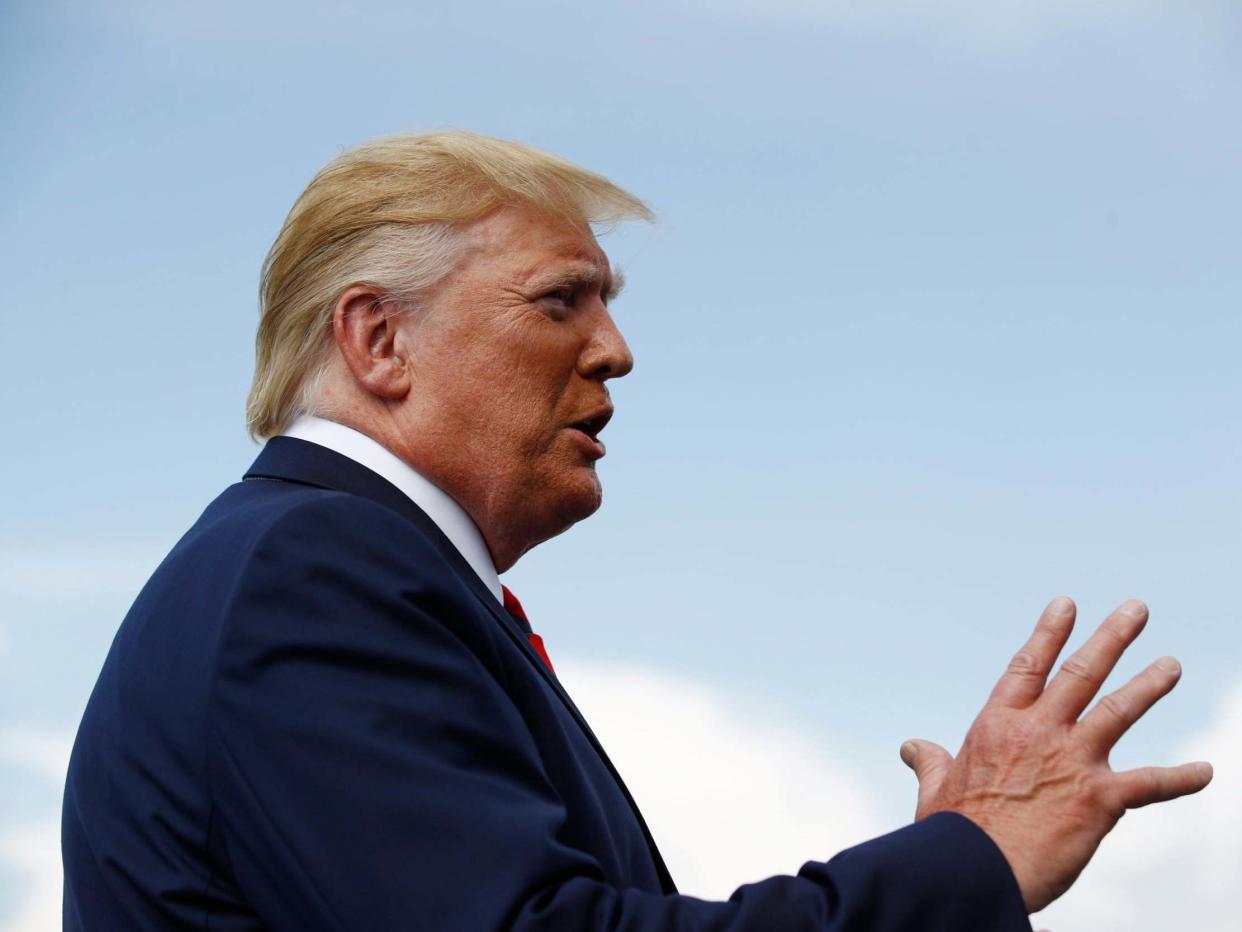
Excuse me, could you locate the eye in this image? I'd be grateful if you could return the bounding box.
[538,288,575,319]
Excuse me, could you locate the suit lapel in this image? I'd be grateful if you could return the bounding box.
[457,574,677,894]
[244,437,677,894]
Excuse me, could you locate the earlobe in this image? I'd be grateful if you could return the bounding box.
[332,285,411,401]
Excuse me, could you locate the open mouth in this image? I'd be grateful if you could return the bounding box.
[569,411,611,442]
[567,408,613,456]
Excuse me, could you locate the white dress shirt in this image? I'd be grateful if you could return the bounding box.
[280,414,503,604]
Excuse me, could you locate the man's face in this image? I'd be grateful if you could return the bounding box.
[393,207,633,567]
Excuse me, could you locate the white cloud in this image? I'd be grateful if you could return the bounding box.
[0,730,73,786]
[0,817,63,932]
[556,657,885,897]
[1035,680,1242,932]
[0,729,73,932]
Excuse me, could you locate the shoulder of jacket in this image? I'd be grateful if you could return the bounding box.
[205,482,435,552]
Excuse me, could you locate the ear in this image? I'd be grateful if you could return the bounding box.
[331,284,411,401]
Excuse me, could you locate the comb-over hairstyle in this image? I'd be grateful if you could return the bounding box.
[246,130,652,439]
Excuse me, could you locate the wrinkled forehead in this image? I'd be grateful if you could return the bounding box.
[456,206,613,284]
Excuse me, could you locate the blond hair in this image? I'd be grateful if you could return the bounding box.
[246,130,653,439]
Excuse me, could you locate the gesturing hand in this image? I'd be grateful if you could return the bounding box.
[899,597,1213,914]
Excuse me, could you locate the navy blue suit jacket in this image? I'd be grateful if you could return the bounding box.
[63,437,1031,930]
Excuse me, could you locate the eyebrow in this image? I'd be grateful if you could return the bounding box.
[605,266,626,304]
[533,262,627,304]
[603,265,625,303]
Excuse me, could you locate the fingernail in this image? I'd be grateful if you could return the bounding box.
[1049,596,1073,615]
[1120,599,1147,618]
[1196,761,1214,782]
[1156,656,1181,675]
[900,742,917,764]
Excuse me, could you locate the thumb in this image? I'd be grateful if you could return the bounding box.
[899,739,953,816]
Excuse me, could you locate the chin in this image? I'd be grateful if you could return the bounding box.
[551,469,604,528]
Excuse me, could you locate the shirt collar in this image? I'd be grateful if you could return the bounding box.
[280,415,503,604]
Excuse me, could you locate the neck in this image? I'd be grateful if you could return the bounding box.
[308,403,548,573]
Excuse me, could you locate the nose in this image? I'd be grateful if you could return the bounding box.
[578,307,634,381]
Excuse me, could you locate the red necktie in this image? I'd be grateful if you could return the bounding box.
[502,585,555,674]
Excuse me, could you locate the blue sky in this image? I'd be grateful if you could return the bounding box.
[1,1,1239,928]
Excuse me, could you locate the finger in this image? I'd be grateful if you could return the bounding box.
[1078,656,1182,751]
[1115,761,1213,809]
[1039,599,1148,722]
[900,739,954,817]
[987,596,1076,709]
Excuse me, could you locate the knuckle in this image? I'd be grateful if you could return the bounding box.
[1116,768,1164,810]
[1059,655,1094,682]
[1143,768,1163,799]
[1007,650,1041,675]
[1097,692,1129,723]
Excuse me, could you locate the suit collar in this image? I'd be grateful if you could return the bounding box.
[279,416,503,603]
[246,435,510,615]
[246,435,468,570]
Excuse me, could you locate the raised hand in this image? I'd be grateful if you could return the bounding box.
[899,597,1213,913]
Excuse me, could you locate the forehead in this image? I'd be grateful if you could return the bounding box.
[456,207,610,283]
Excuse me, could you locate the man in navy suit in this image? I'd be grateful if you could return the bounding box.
[63,131,1212,929]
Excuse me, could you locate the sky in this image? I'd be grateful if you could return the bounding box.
[1,0,1239,928]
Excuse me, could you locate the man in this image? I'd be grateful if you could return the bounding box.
[63,131,1212,929]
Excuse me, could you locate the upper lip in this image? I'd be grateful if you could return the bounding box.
[568,405,614,440]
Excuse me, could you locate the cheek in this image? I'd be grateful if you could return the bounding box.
[500,368,575,448]
[434,355,541,434]
[446,322,579,458]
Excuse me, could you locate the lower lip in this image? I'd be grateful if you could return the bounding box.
[566,427,606,459]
